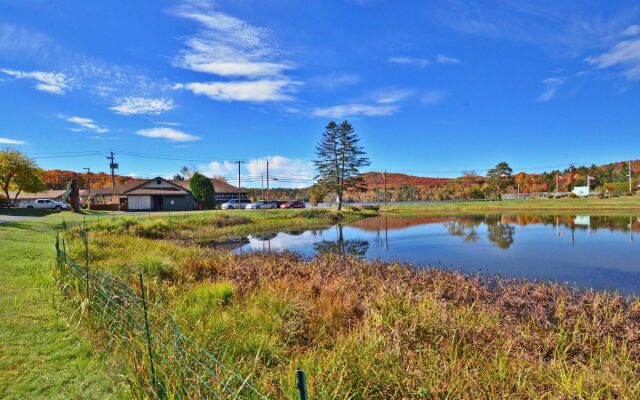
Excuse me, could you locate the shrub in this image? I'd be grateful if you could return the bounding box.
[299,208,332,219]
[567,192,578,198]
[132,219,174,239]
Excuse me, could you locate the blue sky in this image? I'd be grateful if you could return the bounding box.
[1,0,639,187]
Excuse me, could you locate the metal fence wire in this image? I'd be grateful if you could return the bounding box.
[54,230,272,400]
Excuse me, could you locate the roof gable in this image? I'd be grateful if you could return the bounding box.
[125,177,191,194]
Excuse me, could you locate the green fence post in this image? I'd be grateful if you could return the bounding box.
[82,228,90,312]
[296,370,308,400]
[139,273,159,396]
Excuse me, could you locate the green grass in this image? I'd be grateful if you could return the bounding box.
[0,215,128,399]
[382,196,640,213]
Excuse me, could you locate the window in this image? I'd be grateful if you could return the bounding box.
[37,200,44,204]
[156,179,162,185]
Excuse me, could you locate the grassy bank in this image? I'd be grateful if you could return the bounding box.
[381,196,640,214]
[58,212,640,399]
[0,215,127,399]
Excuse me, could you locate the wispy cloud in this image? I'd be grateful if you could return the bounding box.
[537,77,564,102]
[63,116,109,133]
[436,54,461,64]
[309,73,361,90]
[311,103,400,118]
[0,137,27,145]
[586,37,640,80]
[421,90,447,105]
[201,160,237,177]
[110,97,175,115]
[171,1,291,77]
[183,80,296,102]
[171,0,297,103]
[1,68,68,94]
[388,56,430,67]
[370,88,415,104]
[135,127,200,142]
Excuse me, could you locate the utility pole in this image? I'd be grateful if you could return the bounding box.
[629,161,633,195]
[236,161,242,201]
[266,160,270,202]
[83,168,91,198]
[106,152,119,209]
[382,170,388,205]
[261,174,264,199]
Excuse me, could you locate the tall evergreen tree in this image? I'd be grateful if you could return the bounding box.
[314,121,370,210]
[486,161,515,196]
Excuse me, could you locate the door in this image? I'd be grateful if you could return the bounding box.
[153,196,163,211]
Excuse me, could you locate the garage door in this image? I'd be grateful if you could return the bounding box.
[129,195,151,210]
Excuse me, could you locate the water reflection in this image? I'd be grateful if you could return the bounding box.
[208,213,640,293]
[313,225,369,257]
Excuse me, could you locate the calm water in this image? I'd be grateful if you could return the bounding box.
[225,214,640,294]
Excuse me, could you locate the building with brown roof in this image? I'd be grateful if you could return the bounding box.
[80,176,248,211]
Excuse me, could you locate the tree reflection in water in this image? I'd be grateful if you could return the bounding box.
[314,224,369,257]
[485,216,515,249]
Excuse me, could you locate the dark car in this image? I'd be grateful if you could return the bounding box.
[280,200,305,209]
[0,200,12,208]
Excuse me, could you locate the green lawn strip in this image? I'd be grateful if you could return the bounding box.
[0,216,128,399]
[381,197,640,213]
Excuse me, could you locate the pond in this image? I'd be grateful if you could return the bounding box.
[224,214,640,294]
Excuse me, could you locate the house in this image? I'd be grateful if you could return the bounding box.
[572,186,590,197]
[8,190,66,207]
[80,176,248,211]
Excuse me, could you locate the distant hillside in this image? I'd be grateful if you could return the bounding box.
[43,169,136,190]
[360,172,450,189]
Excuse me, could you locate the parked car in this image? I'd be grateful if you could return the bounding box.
[245,200,278,210]
[280,200,306,209]
[0,200,12,208]
[221,199,252,210]
[23,199,69,210]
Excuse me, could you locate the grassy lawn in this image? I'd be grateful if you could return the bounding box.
[381,196,640,213]
[0,214,128,399]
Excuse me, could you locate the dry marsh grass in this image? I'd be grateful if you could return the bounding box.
[65,218,640,399]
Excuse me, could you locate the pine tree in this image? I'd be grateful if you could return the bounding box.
[314,121,370,210]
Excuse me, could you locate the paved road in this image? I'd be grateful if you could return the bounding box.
[0,215,41,224]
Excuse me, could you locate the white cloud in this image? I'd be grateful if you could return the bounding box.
[1,68,68,94]
[171,2,291,78]
[312,103,400,118]
[537,77,564,102]
[245,156,314,189]
[63,116,109,133]
[185,79,295,102]
[421,90,447,105]
[621,25,640,37]
[135,127,200,142]
[436,54,461,64]
[586,38,640,80]
[0,137,27,145]
[110,97,175,115]
[388,56,430,67]
[201,160,239,177]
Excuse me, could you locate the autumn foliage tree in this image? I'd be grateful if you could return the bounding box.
[0,147,45,204]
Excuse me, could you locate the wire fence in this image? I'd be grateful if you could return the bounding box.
[54,225,303,399]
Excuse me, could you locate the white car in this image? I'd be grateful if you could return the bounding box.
[23,199,69,210]
[245,200,278,210]
[220,199,252,210]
